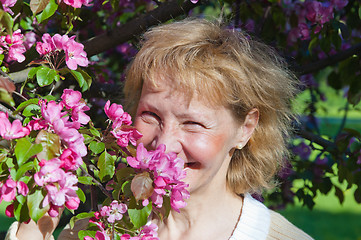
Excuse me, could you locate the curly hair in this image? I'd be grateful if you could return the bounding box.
[124,18,298,194]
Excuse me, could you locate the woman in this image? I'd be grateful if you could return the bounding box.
[8,19,313,239]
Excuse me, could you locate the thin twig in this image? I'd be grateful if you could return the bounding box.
[80,165,113,200]
[0,103,23,120]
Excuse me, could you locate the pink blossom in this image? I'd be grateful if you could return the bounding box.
[36,33,56,56]
[331,0,348,10]
[5,203,14,217]
[61,89,83,109]
[52,118,87,156]
[42,172,79,208]
[85,230,110,240]
[48,204,62,217]
[0,178,16,202]
[298,23,310,40]
[104,101,125,122]
[34,158,64,187]
[60,89,91,124]
[71,104,90,125]
[36,34,89,70]
[128,144,188,210]
[190,0,198,3]
[170,183,189,212]
[24,31,37,50]
[99,200,127,223]
[111,123,142,147]
[64,38,89,70]
[0,30,26,63]
[0,112,30,140]
[0,0,16,14]
[0,178,29,203]
[60,148,83,170]
[305,1,334,26]
[63,0,93,8]
[40,100,65,125]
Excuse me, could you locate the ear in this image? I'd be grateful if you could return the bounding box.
[235,108,259,149]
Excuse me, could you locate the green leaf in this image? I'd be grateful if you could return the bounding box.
[14,201,30,223]
[128,203,152,229]
[35,130,61,161]
[97,150,115,182]
[15,138,43,166]
[89,126,101,138]
[22,104,41,117]
[78,176,95,185]
[116,167,135,182]
[359,6,361,20]
[78,230,96,240]
[89,141,105,155]
[27,189,49,222]
[0,10,14,35]
[36,66,58,87]
[70,212,94,229]
[28,66,42,79]
[36,0,58,23]
[76,188,86,203]
[15,162,34,181]
[70,69,92,92]
[13,98,39,115]
[0,88,15,107]
[308,37,318,54]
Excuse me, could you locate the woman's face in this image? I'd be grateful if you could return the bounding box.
[134,82,249,194]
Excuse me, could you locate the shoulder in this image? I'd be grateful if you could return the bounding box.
[266,210,314,240]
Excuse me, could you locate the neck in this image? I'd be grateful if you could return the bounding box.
[155,181,243,240]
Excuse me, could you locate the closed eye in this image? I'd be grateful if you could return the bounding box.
[140,111,161,123]
[184,121,206,129]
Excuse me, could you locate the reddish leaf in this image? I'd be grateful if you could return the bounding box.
[131,172,154,202]
[0,76,15,93]
[30,0,50,15]
[35,130,61,161]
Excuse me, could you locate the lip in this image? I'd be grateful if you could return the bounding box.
[184,162,201,169]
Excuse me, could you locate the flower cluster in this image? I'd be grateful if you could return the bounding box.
[128,143,190,212]
[0,177,29,217]
[0,29,26,63]
[29,89,89,157]
[286,0,348,45]
[104,100,142,147]
[34,158,80,217]
[36,33,89,70]
[0,89,90,218]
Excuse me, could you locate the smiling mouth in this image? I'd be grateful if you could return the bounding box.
[184,162,200,169]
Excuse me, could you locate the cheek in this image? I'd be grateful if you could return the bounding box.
[187,133,228,164]
[134,119,156,145]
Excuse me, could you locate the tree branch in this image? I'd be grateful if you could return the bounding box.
[83,0,200,57]
[296,127,338,154]
[293,42,361,75]
[8,0,200,73]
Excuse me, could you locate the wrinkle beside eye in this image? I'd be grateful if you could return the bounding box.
[140,111,161,125]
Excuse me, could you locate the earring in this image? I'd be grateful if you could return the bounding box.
[236,144,243,150]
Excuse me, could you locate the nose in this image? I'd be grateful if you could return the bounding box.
[150,125,182,154]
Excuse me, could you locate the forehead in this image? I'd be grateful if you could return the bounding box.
[142,70,226,108]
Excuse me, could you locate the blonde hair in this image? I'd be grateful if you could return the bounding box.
[124,18,297,194]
